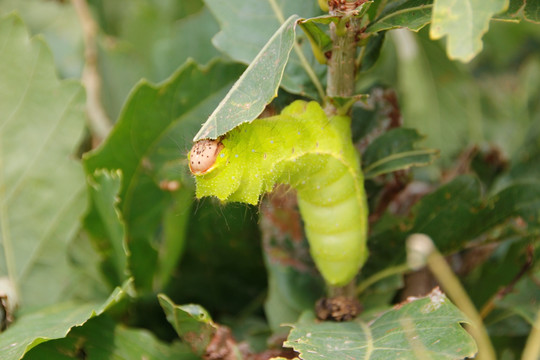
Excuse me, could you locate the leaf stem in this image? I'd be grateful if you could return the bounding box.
[268,0,326,101]
[522,308,540,360]
[355,263,409,296]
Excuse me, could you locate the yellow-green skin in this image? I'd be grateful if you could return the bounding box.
[191,101,368,286]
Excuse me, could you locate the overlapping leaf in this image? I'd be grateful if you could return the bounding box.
[193,15,299,140]
[204,0,323,98]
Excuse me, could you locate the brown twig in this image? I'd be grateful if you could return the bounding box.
[72,0,112,143]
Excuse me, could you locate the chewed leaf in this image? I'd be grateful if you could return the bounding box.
[193,15,299,141]
[284,288,477,359]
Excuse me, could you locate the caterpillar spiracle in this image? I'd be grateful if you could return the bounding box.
[189,101,368,286]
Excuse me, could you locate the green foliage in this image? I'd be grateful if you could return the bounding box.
[194,16,299,141]
[204,0,324,98]
[0,282,132,360]
[285,289,477,359]
[0,13,87,309]
[1,0,539,359]
[367,0,433,32]
[24,315,199,360]
[158,295,217,356]
[84,60,245,292]
[362,128,439,178]
[430,0,509,61]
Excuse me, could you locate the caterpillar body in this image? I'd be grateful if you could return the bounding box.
[189,101,368,286]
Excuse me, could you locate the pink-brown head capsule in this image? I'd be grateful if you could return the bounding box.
[189,139,223,175]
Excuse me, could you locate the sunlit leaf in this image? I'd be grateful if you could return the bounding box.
[193,15,299,141]
[204,0,324,98]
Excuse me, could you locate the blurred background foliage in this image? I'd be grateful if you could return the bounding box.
[0,0,539,359]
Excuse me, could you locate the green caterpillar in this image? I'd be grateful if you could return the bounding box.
[189,101,368,286]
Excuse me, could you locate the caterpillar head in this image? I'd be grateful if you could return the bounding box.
[189,139,224,175]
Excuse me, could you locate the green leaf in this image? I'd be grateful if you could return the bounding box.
[158,294,217,356]
[412,177,540,251]
[0,281,132,360]
[0,14,87,308]
[83,170,128,288]
[154,7,221,81]
[495,0,540,23]
[366,176,540,277]
[193,15,299,141]
[155,188,193,290]
[298,19,332,64]
[411,176,483,250]
[96,0,221,120]
[495,275,540,326]
[362,128,439,179]
[299,2,374,64]
[264,252,324,334]
[204,0,324,98]
[430,0,510,62]
[84,60,244,292]
[360,31,387,72]
[367,0,433,33]
[0,0,84,78]
[476,182,540,231]
[284,288,477,359]
[24,314,199,360]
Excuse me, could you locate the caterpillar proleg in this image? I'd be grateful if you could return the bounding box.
[189,101,368,286]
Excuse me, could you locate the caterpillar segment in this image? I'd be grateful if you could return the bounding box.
[188,101,368,286]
